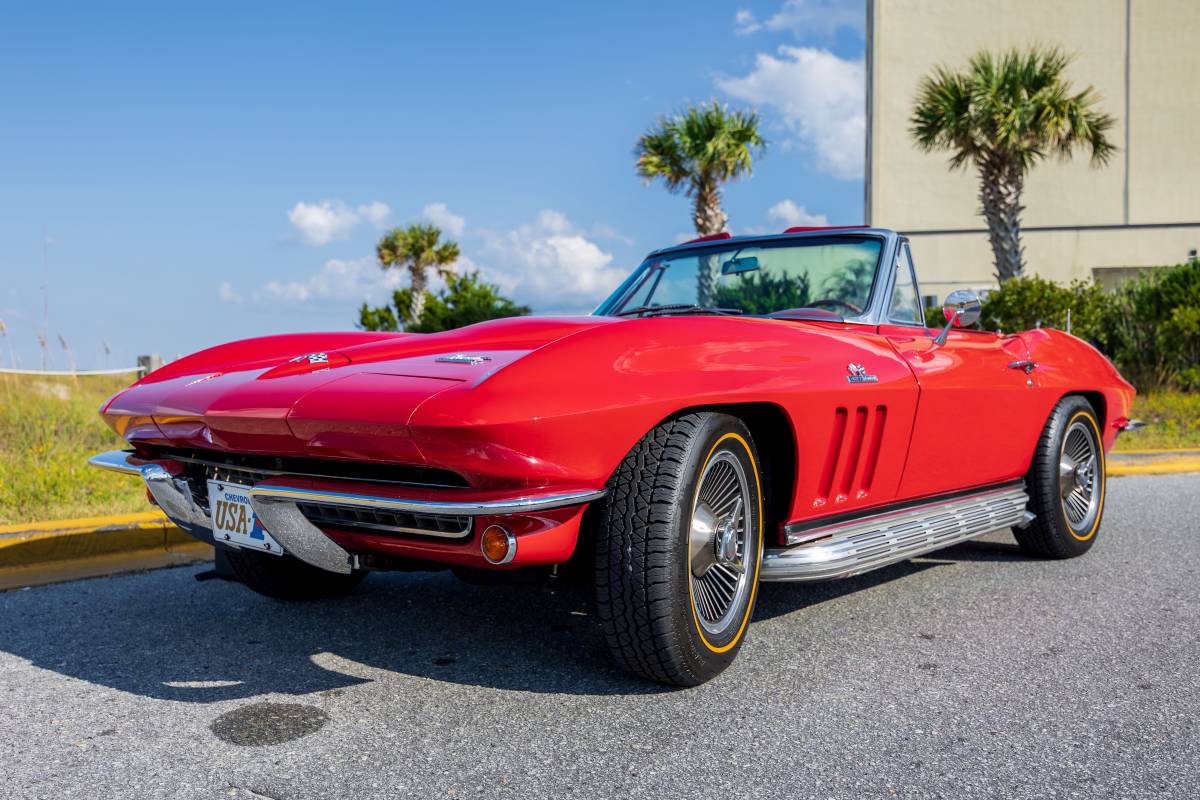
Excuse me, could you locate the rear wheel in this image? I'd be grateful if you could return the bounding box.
[595,412,764,686]
[1016,396,1107,559]
[221,546,368,600]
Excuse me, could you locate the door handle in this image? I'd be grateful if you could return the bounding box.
[1008,360,1038,374]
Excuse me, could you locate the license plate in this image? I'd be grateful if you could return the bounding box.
[207,479,284,556]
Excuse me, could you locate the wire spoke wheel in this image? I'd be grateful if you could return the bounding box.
[1057,420,1100,532]
[688,451,753,636]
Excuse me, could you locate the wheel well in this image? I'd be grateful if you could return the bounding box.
[1071,391,1107,430]
[672,402,797,536]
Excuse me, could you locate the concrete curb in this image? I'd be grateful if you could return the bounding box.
[1107,449,1200,476]
[0,511,212,591]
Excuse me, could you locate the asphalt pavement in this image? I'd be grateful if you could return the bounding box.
[2,472,1197,799]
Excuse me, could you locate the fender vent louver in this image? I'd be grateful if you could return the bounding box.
[816,405,888,507]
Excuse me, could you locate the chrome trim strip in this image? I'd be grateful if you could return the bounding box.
[761,484,1030,582]
[248,485,608,516]
[87,450,143,476]
[782,481,1023,545]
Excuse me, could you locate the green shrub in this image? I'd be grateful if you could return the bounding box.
[359,271,530,333]
[978,276,1108,341]
[1099,261,1200,391]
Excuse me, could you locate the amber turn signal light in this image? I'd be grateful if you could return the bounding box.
[480,524,516,565]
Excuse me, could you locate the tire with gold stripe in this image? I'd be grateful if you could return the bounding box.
[1016,395,1106,559]
[595,412,764,686]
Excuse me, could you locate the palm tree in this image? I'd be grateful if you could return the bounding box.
[376,223,460,328]
[636,101,765,303]
[910,46,1115,282]
[636,100,766,235]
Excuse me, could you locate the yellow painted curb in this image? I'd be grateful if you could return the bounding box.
[1108,459,1200,476]
[0,510,211,590]
[0,510,171,537]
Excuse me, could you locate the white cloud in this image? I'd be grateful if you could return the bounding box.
[287,199,391,245]
[591,222,635,247]
[358,201,392,228]
[421,202,466,236]
[260,257,404,304]
[757,0,864,38]
[218,281,243,303]
[767,199,829,228]
[734,9,762,35]
[230,210,623,315]
[717,46,864,180]
[221,257,421,307]
[479,210,625,311]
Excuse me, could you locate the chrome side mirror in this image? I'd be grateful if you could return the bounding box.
[933,289,982,345]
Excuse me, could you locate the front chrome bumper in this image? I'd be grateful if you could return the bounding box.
[89,450,214,542]
[89,450,606,574]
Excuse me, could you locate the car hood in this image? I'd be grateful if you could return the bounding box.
[102,316,617,459]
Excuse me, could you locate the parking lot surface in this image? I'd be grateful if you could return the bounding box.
[2,473,1197,799]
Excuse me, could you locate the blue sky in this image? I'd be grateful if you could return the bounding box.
[0,0,865,369]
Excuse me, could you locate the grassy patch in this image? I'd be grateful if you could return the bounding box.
[0,374,148,525]
[1113,391,1200,451]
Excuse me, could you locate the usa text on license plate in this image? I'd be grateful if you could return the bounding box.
[207,479,284,555]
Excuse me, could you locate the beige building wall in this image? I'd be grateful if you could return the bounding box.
[866,0,1200,299]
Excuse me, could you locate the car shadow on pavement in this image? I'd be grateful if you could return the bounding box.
[0,566,670,702]
[0,534,1034,702]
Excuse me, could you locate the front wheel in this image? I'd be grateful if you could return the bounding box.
[595,412,764,686]
[1016,396,1107,559]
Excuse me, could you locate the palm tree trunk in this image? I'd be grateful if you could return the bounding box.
[978,157,1025,283]
[692,180,728,305]
[407,266,428,328]
[692,180,728,236]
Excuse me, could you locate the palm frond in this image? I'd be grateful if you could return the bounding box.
[910,44,1116,174]
[635,100,765,196]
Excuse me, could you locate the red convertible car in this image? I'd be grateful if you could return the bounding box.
[91,227,1135,685]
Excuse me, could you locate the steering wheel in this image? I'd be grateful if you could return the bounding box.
[808,298,864,315]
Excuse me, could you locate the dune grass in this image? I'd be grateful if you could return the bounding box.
[1113,391,1200,451]
[0,373,148,525]
[0,371,1194,526]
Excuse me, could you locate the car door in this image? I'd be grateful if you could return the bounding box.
[878,242,1040,500]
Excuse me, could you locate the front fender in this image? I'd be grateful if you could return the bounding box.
[407,316,918,497]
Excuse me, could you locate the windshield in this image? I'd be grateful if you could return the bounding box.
[599,237,883,318]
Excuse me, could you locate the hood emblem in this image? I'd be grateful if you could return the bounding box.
[291,352,329,365]
[846,363,878,384]
[436,354,491,365]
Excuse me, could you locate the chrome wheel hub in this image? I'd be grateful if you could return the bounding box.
[1059,420,1100,531]
[688,451,752,636]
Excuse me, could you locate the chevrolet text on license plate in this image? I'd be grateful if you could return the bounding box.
[206,479,284,555]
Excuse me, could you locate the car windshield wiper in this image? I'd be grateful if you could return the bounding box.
[615,304,744,318]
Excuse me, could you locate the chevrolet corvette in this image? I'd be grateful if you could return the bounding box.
[90,227,1136,685]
